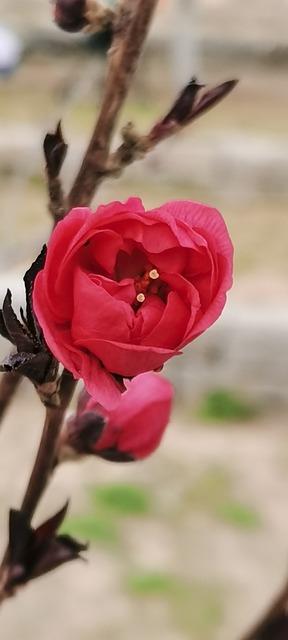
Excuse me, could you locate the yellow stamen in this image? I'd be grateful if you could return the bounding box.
[136,293,145,303]
[149,269,159,280]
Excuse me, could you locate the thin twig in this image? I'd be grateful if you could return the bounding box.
[67,0,159,208]
[0,370,77,604]
[239,578,288,640]
[20,370,76,521]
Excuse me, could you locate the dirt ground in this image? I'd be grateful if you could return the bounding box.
[0,380,288,640]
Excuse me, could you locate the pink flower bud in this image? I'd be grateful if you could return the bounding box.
[63,373,174,461]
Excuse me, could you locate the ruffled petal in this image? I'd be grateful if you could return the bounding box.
[71,267,134,343]
[75,337,179,376]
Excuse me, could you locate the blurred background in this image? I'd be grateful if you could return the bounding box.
[0,0,288,639]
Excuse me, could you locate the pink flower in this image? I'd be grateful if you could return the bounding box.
[63,373,174,461]
[33,198,233,408]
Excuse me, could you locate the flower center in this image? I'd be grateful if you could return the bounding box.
[133,265,161,309]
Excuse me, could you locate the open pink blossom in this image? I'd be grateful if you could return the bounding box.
[33,198,233,408]
[63,372,174,461]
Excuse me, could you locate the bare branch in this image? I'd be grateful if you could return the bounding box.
[0,370,77,604]
[105,78,238,178]
[67,0,159,209]
[20,370,76,522]
[239,578,288,640]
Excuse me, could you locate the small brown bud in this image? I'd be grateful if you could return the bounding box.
[53,0,88,33]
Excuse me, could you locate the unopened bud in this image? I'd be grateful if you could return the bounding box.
[53,0,88,33]
[59,373,174,463]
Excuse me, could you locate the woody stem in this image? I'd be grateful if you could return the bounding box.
[238,577,288,640]
[67,0,159,208]
[20,370,76,521]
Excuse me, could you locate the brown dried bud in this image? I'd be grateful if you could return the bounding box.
[53,0,88,33]
[148,77,238,144]
[44,121,68,179]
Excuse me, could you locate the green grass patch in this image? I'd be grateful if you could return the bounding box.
[126,572,224,640]
[185,468,261,530]
[126,571,177,596]
[61,513,118,545]
[217,501,261,529]
[90,483,151,516]
[197,389,256,423]
[186,467,232,511]
[171,582,224,640]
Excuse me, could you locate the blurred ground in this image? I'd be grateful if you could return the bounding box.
[0,1,288,639]
[1,384,288,640]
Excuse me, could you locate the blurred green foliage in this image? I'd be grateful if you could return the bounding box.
[186,467,232,510]
[61,513,118,545]
[126,571,177,596]
[186,467,261,530]
[172,582,224,640]
[61,483,151,546]
[197,388,256,423]
[90,483,151,516]
[126,571,224,639]
[217,501,261,529]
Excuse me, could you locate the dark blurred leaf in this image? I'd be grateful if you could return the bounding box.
[0,248,58,388]
[149,78,238,143]
[2,290,33,351]
[43,121,68,178]
[0,352,54,384]
[0,309,11,342]
[36,502,69,540]
[23,245,47,342]
[190,79,238,120]
[9,510,34,565]
[5,505,87,592]
[160,77,203,125]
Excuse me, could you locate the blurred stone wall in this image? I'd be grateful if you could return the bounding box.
[2,0,288,53]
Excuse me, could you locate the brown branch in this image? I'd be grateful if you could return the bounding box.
[0,370,77,603]
[67,0,159,209]
[20,370,76,521]
[239,578,288,640]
